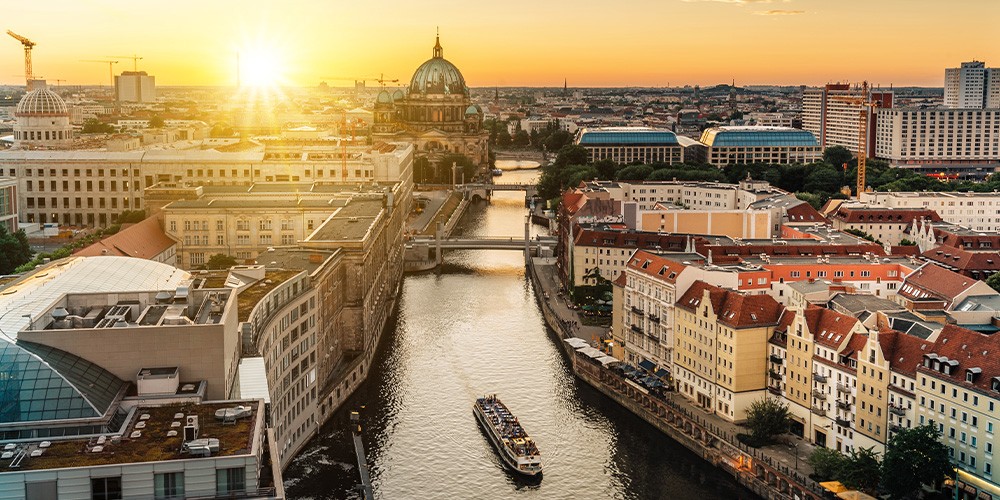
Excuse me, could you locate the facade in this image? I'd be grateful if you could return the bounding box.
[673,281,783,422]
[874,108,1000,176]
[1,141,414,228]
[618,251,693,371]
[860,191,1000,233]
[634,208,772,239]
[802,83,893,157]
[829,206,942,245]
[574,127,700,165]
[944,61,1000,109]
[11,81,73,149]
[0,177,17,232]
[699,126,821,167]
[371,36,489,169]
[114,71,157,103]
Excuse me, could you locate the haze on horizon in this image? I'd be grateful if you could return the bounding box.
[2,0,998,89]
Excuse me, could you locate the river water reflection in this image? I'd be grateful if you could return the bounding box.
[283,168,751,499]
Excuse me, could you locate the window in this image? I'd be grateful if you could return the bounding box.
[216,468,246,495]
[154,472,185,499]
[91,477,122,500]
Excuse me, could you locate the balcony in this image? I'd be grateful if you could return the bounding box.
[813,373,828,383]
[836,383,851,393]
[631,306,643,315]
[768,385,782,396]
[889,423,903,433]
[769,369,782,380]
[812,389,826,398]
[835,417,852,428]
[630,324,644,335]
[888,404,906,416]
[648,314,660,324]
[811,406,827,417]
[769,354,784,364]
[836,400,851,410]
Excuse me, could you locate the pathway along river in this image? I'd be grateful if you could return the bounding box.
[283,167,751,499]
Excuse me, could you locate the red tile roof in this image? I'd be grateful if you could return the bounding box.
[785,203,827,223]
[575,229,702,252]
[74,217,175,260]
[899,263,979,306]
[919,324,1000,393]
[831,207,941,224]
[921,246,1000,274]
[676,280,784,328]
[875,329,934,378]
[612,272,628,287]
[626,250,688,284]
[803,305,859,349]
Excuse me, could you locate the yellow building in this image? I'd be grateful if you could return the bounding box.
[635,208,771,239]
[673,280,784,422]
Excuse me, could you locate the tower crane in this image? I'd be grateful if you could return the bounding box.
[323,74,399,88]
[6,30,36,89]
[831,81,880,198]
[81,60,119,88]
[109,54,143,71]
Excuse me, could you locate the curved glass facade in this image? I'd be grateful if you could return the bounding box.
[701,127,819,148]
[578,129,679,146]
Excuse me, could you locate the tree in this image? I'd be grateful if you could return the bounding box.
[898,238,917,246]
[206,254,238,270]
[808,447,847,482]
[616,164,654,181]
[149,115,165,128]
[881,424,952,499]
[0,226,33,275]
[512,129,530,147]
[554,145,589,168]
[744,397,789,445]
[81,118,115,134]
[839,447,881,493]
[987,271,1000,293]
[803,165,844,194]
[823,145,853,170]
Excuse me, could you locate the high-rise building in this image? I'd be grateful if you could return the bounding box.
[874,108,1000,178]
[802,83,893,158]
[944,61,1000,109]
[115,71,156,103]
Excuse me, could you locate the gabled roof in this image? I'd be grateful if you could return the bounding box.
[920,324,1000,392]
[875,329,934,378]
[626,250,688,284]
[803,305,859,349]
[676,280,784,328]
[74,217,175,260]
[899,263,981,306]
[921,245,1000,273]
[831,207,941,224]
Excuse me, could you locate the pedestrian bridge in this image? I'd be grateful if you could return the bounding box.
[416,182,538,200]
[408,235,556,251]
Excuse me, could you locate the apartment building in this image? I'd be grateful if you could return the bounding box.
[618,252,692,370]
[874,108,1000,176]
[944,61,1000,109]
[829,206,942,245]
[673,281,783,422]
[860,191,1000,233]
[802,83,893,157]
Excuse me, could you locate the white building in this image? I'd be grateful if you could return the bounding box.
[944,61,1000,109]
[859,191,1000,233]
[115,71,157,103]
[699,126,821,167]
[11,81,73,149]
[875,108,1000,176]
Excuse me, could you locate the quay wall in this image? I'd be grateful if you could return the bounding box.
[526,258,829,500]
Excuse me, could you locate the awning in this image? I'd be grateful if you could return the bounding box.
[596,355,620,367]
[638,360,656,371]
[654,368,669,379]
[564,338,589,349]
[238,357,271,404]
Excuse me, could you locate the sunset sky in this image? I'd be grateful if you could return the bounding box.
[3,0,999,88]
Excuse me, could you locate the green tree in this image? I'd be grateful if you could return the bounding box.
[987,272,1000,293]
[593,159,618,180]
[898,238,917,246]
[554,145,589,167]
[544,129,573,152]
[210,123,235,138]
[81,118,115,134]
[823,145,854,170]
[839,447,881,493]
[744,397,789,445]
[0,226,33,275]
[803,164,844,194]
[206,254,238,270]
[616,164,654,181]
[496,127,512,148]
[512,129,530,147]
[149,115,165,128]
[807,447,847,482]
[881,424,952,499]
[115,210,146,224]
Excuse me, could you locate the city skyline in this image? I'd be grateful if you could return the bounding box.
[3,0,999,88]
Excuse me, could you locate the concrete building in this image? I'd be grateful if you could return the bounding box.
[944,61,1000,109]
[633,208,772,239]
[115,71,156,103]
[673,281,783,422]
[699,126,821,167]
[0,177,17,232]
[574,127,702,165]
[829,206,942,245]
[802,83,893,157]
[874,108,1000,177]
[11,81,73,149]
[859,191,1000,233]
[0,141,414,228]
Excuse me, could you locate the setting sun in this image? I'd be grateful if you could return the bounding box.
[239,46,284,87]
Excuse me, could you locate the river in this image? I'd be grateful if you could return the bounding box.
[282,168,750,499]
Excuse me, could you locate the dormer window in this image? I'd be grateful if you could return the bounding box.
[967,368,982,383]
[992,377,1000,392]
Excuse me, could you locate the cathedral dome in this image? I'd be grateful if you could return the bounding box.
[376,90,393,105]
[392,89,405,101]
[15,84,69,116]
[409,36,467,96]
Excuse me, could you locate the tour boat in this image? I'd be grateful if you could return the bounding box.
[491,168,503,176]
[473,395,542,478]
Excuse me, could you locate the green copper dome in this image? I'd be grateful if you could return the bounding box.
[409,36,467,96]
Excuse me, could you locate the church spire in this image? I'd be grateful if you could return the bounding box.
[433,28,443,59]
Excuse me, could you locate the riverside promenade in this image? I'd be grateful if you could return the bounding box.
[528,256,828,500]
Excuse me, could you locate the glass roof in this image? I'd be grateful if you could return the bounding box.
[0,341,126,423]
[701,127,819,148]
[578,129,679,146]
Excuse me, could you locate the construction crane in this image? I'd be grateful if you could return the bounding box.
[831,81,880,198]
[6,30,36,89]
[109,54,142,71]
[323,74,399,88]
[81,60,118,88]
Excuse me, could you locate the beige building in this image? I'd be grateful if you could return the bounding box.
[699,126,821,167]
[860,191,1000,233]
[802,83,892,157]
[634,208,771,239]
[673,281,784,422]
